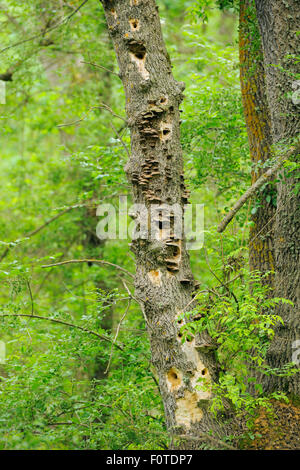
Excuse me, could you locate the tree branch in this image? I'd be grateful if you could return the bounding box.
[0,313,123,350]
[0,0,89,54]
[81,61,121,79]
[217,147,298,233]
[104,299,131,374]
[110,121,130,158]
[0,203,86,262]
[41,258,134,279]
[57,104,127,128]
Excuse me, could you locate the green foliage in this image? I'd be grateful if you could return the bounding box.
[180,267,297,422]
[0,287,165,450]
[0,0,295,451]
[188,0,239,24]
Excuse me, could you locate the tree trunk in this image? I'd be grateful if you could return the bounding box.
[255,0,300,396]
[99,0,231,445]
[239,0,275,287]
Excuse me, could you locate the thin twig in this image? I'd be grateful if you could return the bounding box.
[120,277,152,332]
[121,278,138,302]
[57,104,126,128]
[41,258,134,279]
[26,280,34,315]
[0,0,89,54]
[110,121,130,159]
[81,60,120,78]
[105,299,131,374]
[99,103,127,122]
[0,203,86,262]
[204,248,239,309]
[249,212,277,244]
[0,313,123,350]
[34,236,77,296]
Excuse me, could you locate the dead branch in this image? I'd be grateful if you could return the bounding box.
[217,146,298,233]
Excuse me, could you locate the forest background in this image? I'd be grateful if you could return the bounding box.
[0,0,299,450]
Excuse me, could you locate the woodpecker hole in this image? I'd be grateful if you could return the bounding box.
[166,367,182,391]
[129,19,140,31]
[111,9,117,19]
[160,123,172,140]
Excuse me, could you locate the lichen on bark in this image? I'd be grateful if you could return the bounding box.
[255,0,300,396]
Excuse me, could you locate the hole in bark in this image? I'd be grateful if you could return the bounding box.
[160,123,172,140]
[111,9,117,19]
[201,368,208,376]
[130,19,140,31]
[169,106,174,112]
[160,97,167,104]
[166,367,182,390]
[172,245,180,256]
[128,41,146,59]
[129,41,149,79]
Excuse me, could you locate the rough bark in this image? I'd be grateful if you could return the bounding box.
[239,0,275,287]
[255,0,300,396]
[99,0,232,445]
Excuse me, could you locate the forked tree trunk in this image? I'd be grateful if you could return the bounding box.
[99,0,231,445]
[255,0,300,396]
[239,0,275,287]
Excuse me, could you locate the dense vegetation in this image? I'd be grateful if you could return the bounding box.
[0,0,299,450]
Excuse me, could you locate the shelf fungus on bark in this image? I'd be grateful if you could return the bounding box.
[164,239,182,272]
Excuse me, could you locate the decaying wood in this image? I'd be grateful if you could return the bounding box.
[99,0,233,444]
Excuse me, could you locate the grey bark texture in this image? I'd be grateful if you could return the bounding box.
[99,0,233,446]
[255,0,300,396]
